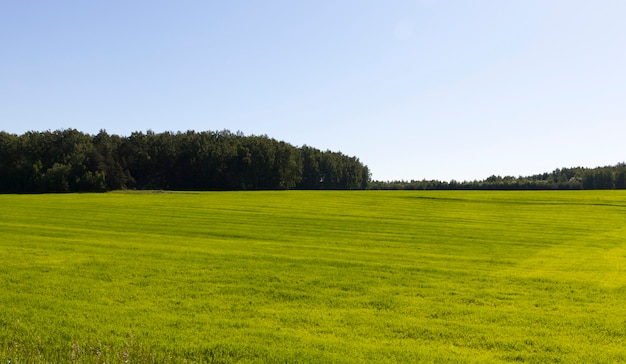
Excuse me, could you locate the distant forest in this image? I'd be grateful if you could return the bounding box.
[0,129,370,193]
[369,164,626,190]
[1,129,624,193]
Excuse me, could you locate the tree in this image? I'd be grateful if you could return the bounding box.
[93,130,129,190]
[1,128,371,192]
[0,132,21,192]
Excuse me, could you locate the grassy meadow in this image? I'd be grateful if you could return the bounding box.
[1,190,626,363]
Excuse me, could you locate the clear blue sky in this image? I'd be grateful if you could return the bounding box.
[2,1,625,181]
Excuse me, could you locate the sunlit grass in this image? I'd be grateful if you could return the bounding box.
[1,191,626,362]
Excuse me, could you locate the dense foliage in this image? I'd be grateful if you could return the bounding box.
[370,164,626,190]
[1,128,622,192]
[0,129,370,193]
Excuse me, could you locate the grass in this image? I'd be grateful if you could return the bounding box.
[1,190,626,363]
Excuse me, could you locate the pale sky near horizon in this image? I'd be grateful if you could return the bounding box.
[1,1,625,181]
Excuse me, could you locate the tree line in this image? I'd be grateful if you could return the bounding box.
[2,128,623,193]
[369,164,626,190]
[0,129,371,193]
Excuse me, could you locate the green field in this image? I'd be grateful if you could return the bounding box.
[1,191,626,363]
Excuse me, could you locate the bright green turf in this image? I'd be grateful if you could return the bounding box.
[1,191,626,363]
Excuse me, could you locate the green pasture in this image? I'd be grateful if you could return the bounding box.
[1,191,626,363]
